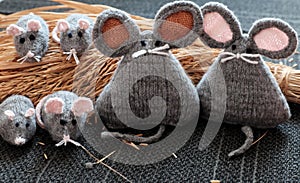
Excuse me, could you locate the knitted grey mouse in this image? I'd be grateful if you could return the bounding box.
[197,2,298,157]
[52,14,94,64]
[36,91,93,146]
[93,1,201,143]
[0,95,36,146]
[6,13,49,63]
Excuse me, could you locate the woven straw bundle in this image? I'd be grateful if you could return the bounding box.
[0,0,300,105]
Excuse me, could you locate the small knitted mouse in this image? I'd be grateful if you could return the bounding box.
[93,1,201,143]
[0,95,36,145]
[197,2,298,157]
[36,91,93,146]
[6,13,49,63]
[52,14,94,64]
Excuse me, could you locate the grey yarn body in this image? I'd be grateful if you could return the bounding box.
[0,95,36,145]
[40,91,84,142]
[60,14,94,55]
[96,52,199,131]
[14,14,49,62]
[197,53,291,128]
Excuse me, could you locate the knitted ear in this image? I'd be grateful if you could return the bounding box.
[24,108,35,118]
[93,9,140,57]
[27,19,41,32]
[71,97,94,117]
[6,24,25,36]
[153,1,202,48]
[199,2,242,48]
[57,19,70,33]
[248,18,298,59]
[78,18,90,30]
[44,97,64,114]
[4,110,15,121]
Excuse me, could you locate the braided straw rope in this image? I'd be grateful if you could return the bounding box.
[0,0,299,105]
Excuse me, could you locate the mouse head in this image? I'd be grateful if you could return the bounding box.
[6,17,48,61]
[93,1,202,58]
[0,108,35,146]
[38,96,93,141]
[56,15,92,54]
[199,2,298,59]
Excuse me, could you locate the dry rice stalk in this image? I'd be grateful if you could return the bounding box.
[0,0,300,105]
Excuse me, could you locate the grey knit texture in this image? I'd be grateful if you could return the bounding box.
[12,14,49,62]
[197,2,297,128]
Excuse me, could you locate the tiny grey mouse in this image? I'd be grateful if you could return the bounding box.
[52,14,94,64]
[92,1,201,144]
[6,13,49,63]
[36,91,93,146]
[0,95,36,146]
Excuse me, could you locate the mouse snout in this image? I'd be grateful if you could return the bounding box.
[14,136,26,145]
[26,50,35,58]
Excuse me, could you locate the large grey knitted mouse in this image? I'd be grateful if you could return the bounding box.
[6,13,49,63]
[197,2,298,157]
[0,95,36,146]
[36,91,93,146]
[52,14,94,64]
[93,1,201,143]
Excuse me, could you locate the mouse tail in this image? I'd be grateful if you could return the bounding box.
[101,124,166,144]
[52,26,60,44]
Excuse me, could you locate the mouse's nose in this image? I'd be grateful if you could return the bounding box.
[60,119,68,126]
[14,137,26,145]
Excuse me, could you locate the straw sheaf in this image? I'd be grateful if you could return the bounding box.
[0,0,299,105]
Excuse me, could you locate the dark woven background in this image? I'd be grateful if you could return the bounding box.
[0,0,299,182]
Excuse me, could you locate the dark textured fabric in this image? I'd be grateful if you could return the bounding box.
[0,0,300,182]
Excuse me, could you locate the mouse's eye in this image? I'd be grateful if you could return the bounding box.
[26,123,30,128]
[60,119,68,126]
[68,33,73,38]
[140,40,146,47]
[71,119,77,126]
[29,34,35,41]
[155,40,162,47]
[15,123,20,128]
[231,44,237,50]
[19,38,25,44]
[78,31,83,38]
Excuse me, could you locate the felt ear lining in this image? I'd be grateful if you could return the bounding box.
[253,27,289,52]
[101,18,130,49]
[203,12,233,43]
[158,11,194,41]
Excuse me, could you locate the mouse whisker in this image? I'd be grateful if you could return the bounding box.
[63,48,80,64]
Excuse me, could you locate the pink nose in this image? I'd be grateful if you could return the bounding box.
[26,51,35,58]
[14,137,26,145]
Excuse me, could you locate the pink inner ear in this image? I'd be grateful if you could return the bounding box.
[203,12,233,43]
[6,24,25,36]
[4,110,15,121]
[253,27,289,52]
[78,19,89,30]
[71,97,93,117]
[45,98,64,114]
[27,19,41,31]
[57,20,70,32]
[25,108,35,117]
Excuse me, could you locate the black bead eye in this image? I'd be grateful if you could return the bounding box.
[78,31,83,38]
[155,40,162,47]
[60,119,68,126]
[26,123,30,128]
[231,44,237,50]
[246,48,253,54]
[19,38,25,44]
[71,119,77,126]
[140,40,146,47]
[15,123,20,127]
[68,33,73,38]
[29,34,35,41]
